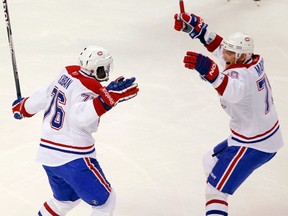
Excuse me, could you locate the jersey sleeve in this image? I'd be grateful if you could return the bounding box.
[212,68,249,103]
[24,83,54,115]
[203,30,223,52]
[69,99,100,127]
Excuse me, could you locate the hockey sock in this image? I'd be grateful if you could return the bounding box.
[38,200,61,216]
[205,183,228,216]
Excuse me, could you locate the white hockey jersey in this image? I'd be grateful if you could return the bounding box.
[24,65,103,166]
[212,53,284,153]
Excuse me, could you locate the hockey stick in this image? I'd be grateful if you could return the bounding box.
[179,0,185,13]
[2,0,22,99]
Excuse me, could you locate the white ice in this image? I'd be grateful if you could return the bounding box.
[1,0,288,215]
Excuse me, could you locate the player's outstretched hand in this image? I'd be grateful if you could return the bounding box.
[174,13,207,39]
[96,77,139,113]
[12,97,34,120]
[183,51,219,83]
[12,97,25,120]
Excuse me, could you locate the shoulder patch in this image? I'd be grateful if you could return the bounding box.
[227,70,239,79]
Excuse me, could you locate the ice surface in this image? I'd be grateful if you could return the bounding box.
[1,0,287,215]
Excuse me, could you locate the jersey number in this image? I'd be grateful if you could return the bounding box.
[257,75,273,114]
[44,87,66,130]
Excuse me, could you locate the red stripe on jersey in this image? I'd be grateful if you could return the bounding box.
[215,75,228,96]
[206,199,228,206]
[84,158,112,193]
[216,147,247,191]
[44,202,60,216]
[65,65,103,95]
[93,97,108,117]
[231,120,278,140]
[205,34,223,52]
[21,97,35,117]
[41,138,94,150]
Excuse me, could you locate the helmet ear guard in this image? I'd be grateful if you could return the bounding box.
[222,32,254,63]
[79,45,113,82]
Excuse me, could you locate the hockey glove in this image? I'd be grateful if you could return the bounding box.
[12,97,34,120]
[93,77,139,116]
[114,76,125,83]
[174,13,208,39]
[183,51,219,83]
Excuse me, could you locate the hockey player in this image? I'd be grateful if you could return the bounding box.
[12,45,139,216]
[174,12,284,215]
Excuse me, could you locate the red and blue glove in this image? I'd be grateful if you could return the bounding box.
[93,77,139,116]
[174,13,208,39]
[12,97,34,120]
[183,51,219,83]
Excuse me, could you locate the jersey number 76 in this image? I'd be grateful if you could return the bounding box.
[44,87,66,130]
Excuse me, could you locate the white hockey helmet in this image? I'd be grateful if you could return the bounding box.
[222,32,254,62]
[78,45,113,82]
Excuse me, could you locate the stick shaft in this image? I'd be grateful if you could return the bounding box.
[179,0,185,13]
[2,0,22,98]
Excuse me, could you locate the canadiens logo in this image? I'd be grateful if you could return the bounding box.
[227,70,239,79]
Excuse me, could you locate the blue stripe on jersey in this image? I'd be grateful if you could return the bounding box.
[206,210,228,216]
[40,144,95,155]
[38,211,42,216]
[232,125,279,144]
